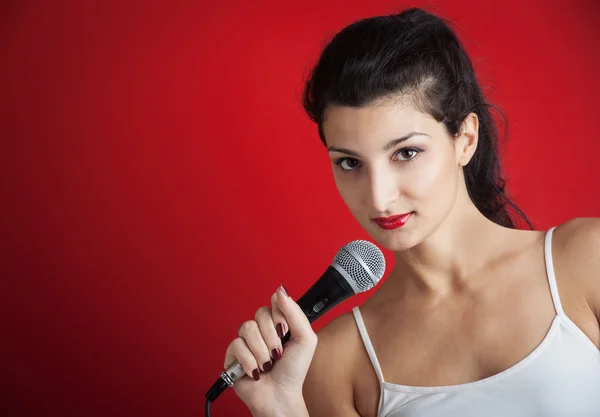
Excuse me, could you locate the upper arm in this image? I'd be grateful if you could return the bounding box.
[303,314,362,417]
[555,217,600,322]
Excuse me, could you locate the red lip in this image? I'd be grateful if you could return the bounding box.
[372,212,413,230]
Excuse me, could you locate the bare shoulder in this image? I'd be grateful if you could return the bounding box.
[552,217,600,319]
[553,217,600,276]
[303,310,362,417]
[554,217,600,244]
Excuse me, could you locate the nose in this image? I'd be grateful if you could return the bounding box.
[367,166,399,214]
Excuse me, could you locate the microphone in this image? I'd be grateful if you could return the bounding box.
[205,240,386,403]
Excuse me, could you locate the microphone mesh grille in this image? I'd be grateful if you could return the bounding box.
[333,240,385,292]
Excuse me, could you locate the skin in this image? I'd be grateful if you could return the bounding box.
[225,94,600,417]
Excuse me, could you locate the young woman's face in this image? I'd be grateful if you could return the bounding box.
[322,97,474,252]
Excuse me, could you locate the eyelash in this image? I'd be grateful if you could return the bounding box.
[334,147,423,172]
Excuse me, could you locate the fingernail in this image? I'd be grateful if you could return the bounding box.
[280,284,288,297]
[252,369,260,381]
[272,348,282,361]
[263,361,273,372]
[276,323,285,338]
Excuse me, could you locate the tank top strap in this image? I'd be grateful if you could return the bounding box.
[544,226,565,317]
[352,306,385,384]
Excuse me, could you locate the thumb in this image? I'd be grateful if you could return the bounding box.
[275,285,315,344]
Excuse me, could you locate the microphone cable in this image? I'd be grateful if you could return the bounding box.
[205,398,211,417]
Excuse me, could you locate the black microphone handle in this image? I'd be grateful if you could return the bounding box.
[281,264,355,342]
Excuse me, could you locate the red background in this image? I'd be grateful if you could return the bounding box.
[2,0,599,416]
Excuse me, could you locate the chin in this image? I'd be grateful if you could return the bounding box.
[365,225,422,252]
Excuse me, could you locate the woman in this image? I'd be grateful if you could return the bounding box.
[223,7,600,417]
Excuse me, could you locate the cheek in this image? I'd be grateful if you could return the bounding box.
[332,171,368,218]
[334,174,358,206]
[407,150,457,203]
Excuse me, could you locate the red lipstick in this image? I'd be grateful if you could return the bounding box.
[372,212,413,230]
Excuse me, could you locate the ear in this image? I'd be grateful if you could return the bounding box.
[455,112,479,167]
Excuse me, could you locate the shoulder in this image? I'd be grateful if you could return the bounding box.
[552,217,600,314]
[552,217,600,269]
[308,309,362,370]
[303,310,363,416]
[554,216,600,242]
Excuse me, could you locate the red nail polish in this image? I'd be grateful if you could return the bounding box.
[263,361,273,372]
[276,323,285,338]
[272,348,282,361]
[252,369,260,381]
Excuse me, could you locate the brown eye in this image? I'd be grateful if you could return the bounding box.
[339,158,360,171]
[397,149,419,161]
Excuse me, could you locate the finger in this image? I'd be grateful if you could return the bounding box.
[237,320,273,373]
[270,292,289,340]
[275,285,316,345]
[255,305,283,362]
[224,338,261,381]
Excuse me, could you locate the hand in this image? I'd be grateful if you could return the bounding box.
[224,285,317,416]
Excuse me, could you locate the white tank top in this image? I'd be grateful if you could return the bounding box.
[352,227,600,417]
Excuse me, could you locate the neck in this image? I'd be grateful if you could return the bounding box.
[389,192,512,296]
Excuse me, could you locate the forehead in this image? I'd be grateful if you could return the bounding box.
[322,96,438,147]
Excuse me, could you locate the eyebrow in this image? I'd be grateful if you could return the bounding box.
[327,132,430,157]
